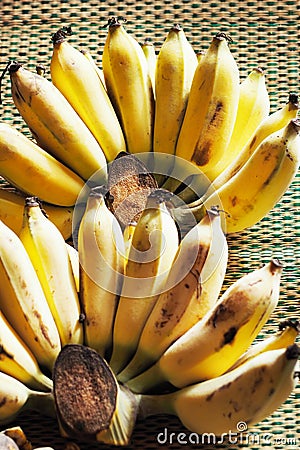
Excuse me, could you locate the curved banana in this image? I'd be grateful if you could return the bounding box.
[0,371,55,425]
[202,119,300,234]
[118,208,228,383]
[19,197,83,346]
[229,318,300,370]
[138,345,299,435]
[126,260,282,392]
[50,27,126,162]
[0,123,84,206]
[141,38,157,98]
[0,186,74,239]
[9,62,107,182]
[102,16,155,154]
[175,32,240,181]
[0,311,53,391]
[210,92,299,192]
[153,24,198,157]
[78,186,125,359]
[212,67,270,177]
[0,220,61,371]
[109,190,179,375]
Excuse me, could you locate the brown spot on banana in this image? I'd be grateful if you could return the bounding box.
[231,196,238,207]
[250,135,257,149]
[223,327,237,345]
[192,142,211,166]
[0,397,7,407]
[208,292,249,328]
[210,101,224,126]
[32,310,56,349]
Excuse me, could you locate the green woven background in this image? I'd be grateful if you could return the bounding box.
[0,0,299,449]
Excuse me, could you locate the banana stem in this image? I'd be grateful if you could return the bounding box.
[138,392,175,418]
[26,390,56,418]
[126,362,167,394]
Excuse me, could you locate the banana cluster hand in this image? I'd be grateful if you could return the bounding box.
[0,19,298,236]
[0,15,299,448]
[0,189,299,445]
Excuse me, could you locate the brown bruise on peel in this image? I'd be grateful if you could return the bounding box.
[208,291,252,329]
[191,101,224,167]
[32,309,57,349]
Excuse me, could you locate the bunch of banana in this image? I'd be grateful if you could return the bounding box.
[0,15,299,448]
[109,189,179,374]
[0,20,297,235]
[117,207,228,383]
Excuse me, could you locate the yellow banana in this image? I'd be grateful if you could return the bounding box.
[123,220,137,269]
[19,197,83,347]
[9,62,107,182]
[138,345,299,435]
[109,189,179,375]
[141,38,157,98]
[78,186,125,359]
[175,32,240,181]
[202,119,300,234]
[81,49,107,87]
[229,318,300,370]
[102,17,155,154]
[66,243,80,292]
[153,24,198,157]
[127,259,282,392]
[0,122,84,206]
[0,186,74,239]
[0,220,61,371]
[50,27,126,162]
[210,92,299,192]
[0,371,55,426]
[0,311,53,391]
[212,67,270,177]
[118,208,228,383]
